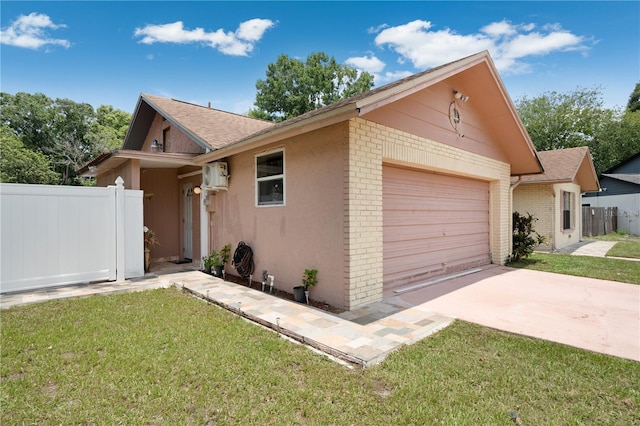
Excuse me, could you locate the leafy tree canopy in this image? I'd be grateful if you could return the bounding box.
[0,92,131,185]
[515,86,640,174]
[249,52,375,122]
[627,82,640,113]
[0,126,60,184]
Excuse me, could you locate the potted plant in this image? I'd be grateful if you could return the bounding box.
[211,251,223,277]
[202,252,214,274]
[219,243,231,277]
[294,268,318,304]
[143,226,159,272]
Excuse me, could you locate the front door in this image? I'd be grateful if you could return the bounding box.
[183,183,193,260]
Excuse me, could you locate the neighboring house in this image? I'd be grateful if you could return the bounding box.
[512,147,600,251]
[583,151,640,235]
[79,51,543,310]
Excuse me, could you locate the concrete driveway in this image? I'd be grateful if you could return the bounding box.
[387,266,640,361]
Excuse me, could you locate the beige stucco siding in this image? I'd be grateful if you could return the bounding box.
[345,118,511,309]
[553,183,582,250]
[213,123,348,309]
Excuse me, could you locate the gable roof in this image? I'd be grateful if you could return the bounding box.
[602,150,640,174]
[122,93,273,151]
[195,51,542,176]
[517,146,600,191]
[602,174,640,185]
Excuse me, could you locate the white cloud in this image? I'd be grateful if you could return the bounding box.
[0,12,70,50]
[345,54,386,73]
[373,19,587,74]
[134,18,275,56]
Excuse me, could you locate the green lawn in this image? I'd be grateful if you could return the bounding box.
[508,252,640,284]
[2,288,639,425]
[590,232,640,259]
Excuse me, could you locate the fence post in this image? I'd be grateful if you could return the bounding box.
[115,177,125,281]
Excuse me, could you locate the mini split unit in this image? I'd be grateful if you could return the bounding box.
[202,162,229,190]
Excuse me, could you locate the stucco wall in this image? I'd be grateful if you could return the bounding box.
[96,160,140,189]
[213,123,348,309]
[553,183,582,250]
[143,114,205,154]
[140,168,181,261]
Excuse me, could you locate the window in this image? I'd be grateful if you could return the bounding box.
[562,191,572,230]
[256,150,284,206]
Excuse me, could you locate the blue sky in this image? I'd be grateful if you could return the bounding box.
[1,1,638,115]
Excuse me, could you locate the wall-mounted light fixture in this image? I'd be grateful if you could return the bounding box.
[454,90,470,102]
[151,139,163,152]
[193,186,202,195]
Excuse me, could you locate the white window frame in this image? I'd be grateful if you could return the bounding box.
[255,149,286,207]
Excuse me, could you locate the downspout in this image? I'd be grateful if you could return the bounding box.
[508,177,522,258]
[200,189,209,269]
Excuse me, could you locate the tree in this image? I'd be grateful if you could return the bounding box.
[515,87,640,174]
[1,92,131,185]
[249,52,374,122]
[88,105,132,151]
[627,82,640,113]
[0,126,59,184]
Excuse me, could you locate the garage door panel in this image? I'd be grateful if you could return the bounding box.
[384,234,489,261]
[383,165,491,291]
[384,225,488,244]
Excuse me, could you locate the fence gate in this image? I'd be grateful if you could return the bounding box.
[1,178,143,293]
[582,206,618,237]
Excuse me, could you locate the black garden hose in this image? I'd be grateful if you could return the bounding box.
[232,241,254,278]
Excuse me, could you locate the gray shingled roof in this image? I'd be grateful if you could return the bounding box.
[602,173,640,185]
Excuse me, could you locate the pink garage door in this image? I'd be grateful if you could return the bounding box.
[383,165,490,292]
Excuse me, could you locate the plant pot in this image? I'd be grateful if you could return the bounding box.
[293,286,306,303]
[213,265,224,277]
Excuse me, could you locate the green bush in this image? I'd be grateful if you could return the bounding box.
[511,212,546,262]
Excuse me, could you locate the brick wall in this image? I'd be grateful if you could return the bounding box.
[344,118,511,309]
[513,184,554,249]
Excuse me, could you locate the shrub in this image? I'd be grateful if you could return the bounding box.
[511,212,546,262]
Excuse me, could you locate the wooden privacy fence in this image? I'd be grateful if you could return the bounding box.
[0,177,144,293]
[582,206,617,237]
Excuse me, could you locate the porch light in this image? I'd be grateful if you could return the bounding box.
[193,186,202,195]
[151,139,163,152]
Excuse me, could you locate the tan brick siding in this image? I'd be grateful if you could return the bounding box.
[344,118,511,309]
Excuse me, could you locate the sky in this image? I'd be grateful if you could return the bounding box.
[1,1,638,115]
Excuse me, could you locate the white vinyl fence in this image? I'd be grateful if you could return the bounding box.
[0,177,144,293]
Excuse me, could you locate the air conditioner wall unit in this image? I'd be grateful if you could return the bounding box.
[202,162,228,190]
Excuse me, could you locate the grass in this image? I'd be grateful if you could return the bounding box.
[589,232,640,259]
[2,288,639,425]
[508,252,640,284]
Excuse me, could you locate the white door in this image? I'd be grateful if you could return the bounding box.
[183,183,193,260]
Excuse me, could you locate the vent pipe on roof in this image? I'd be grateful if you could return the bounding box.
[208,102,211,109]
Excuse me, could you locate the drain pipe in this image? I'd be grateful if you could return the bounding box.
[508,176,522,257]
